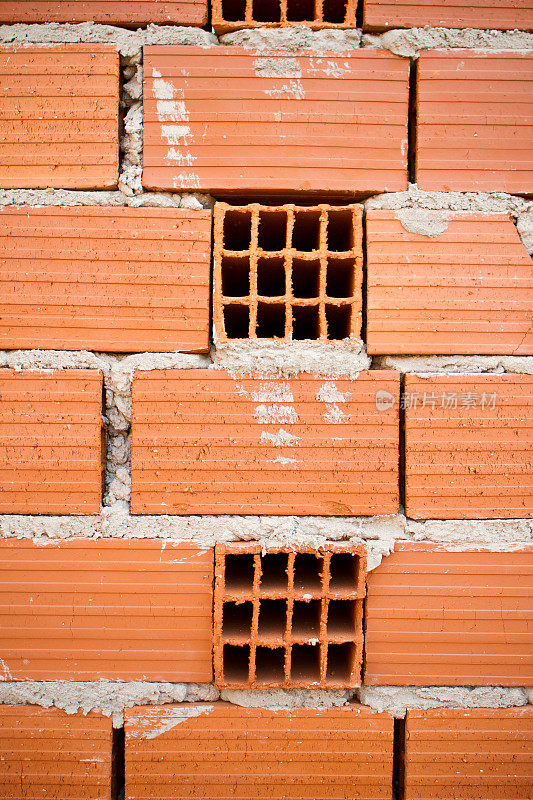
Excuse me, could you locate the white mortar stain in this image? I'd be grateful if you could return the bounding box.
[253,56,302,78]
[254,404,299,424]
[317,383,351,403]
[260,430,302,446]
[396,209,451,237]
[129,704,214,738]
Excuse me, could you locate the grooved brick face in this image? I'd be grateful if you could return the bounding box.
[0,0,207,24]
[404,708,533,800]
[212,0,358,33]
[131,369,400,515]
[416,51,533,193]
[363,0,533,30]
[0,539,213,681]
[0,369,103,515]
[404,374,533,519]
[125,702,394,800]
[0,207,211,353]
[213,202,363,343]
[0,705,112,800]
[364,543,533,686]
[143,47,409,194]
[0,45,119,190]
[366,211,533,356]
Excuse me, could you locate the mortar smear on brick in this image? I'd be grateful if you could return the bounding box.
[359,686,530,718]
[362,27,533,57]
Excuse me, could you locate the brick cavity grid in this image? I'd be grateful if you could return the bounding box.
[212,0,358,33]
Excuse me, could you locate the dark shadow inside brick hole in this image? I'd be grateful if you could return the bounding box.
[258,599,287,637]
[255,647,285,682]
[260,552,289,591]
[326,258,355,298]
[223,601,253,638]
[292,259,320,298]
[224,553,255,591]
[327,599,356,637]
[325,303,352,339]
[326,642,355,682]
[223,304,249,338]
[294,553,323,591]
[292,305,320,339]
[327,209,354,250]
[221,256,250,296]
[256,302,285,338]
[287,0,316,19]
[291,643,321,681]
[223,210,252,250]
[329,553,358,592]
[257,257,286,296]
[292,210,321,250]
[292,599,321,636]
[322,0,348,23]
[223,643,250,682]
[221,0,246,19]
[258,210,287,250]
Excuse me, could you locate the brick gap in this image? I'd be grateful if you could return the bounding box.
[258,598,287,637]
[291,643,321,681]
[392,718,406,800]
[260,552,289,591]
[294,553,323,591]
[208,203,216,348]
[355,0,364,27]
[222,601,253,637]
[292,305,321,339]
[256,301,286,337]
[111,726,125,800]
[326,641,356,682]
[224,553,255,592]
[256,646,285,682]
[360,207,368,345]
[407,60,418,184]
[257,256,286,296]
[292,258,320,298]
[221,0,246,21]
[325,303,352,339]
[398,372,406,511]
[223,643,251,682]
[292,599,321,636]
[252,0,282,22]
[223,304,250,338]
[322,0,349,24]
[258,209,288,250]
[292,209,321,250]
[286,0,316,21]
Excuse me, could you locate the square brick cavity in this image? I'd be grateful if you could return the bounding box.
[214,542,366,688]
[212,0,357,32]
[214,202,363,343]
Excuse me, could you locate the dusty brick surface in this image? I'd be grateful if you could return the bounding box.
[363,0,533,30]
[0,0,207,24]
[212,0,358,33]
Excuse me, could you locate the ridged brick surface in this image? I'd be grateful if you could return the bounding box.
[0,0,207,23]
[212,0,358,33]
[404,374,533,519]
[0,45,119,189]
[416,51,533,193]
[363,0,533,30]
[404,707,533,800]
[366,211,533,355]
[364,543,533,686]
[125,702,394,800]
[0,705,112,800]
[131,369,400,515]
[0,206,211,353]
[0,539,213,681]
[213,202,363,343]
[214,542,366,689]
[0,369,103,515]
[143,47,409,194]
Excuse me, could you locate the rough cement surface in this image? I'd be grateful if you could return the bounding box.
[517,212,533,255]
[221,27,362,51]
[212,340,371,378]
[366,185,533,217]
[527,689,533,704]
[407,518,533,550]
[0,189,213,208]
[396,209,451,237]
[373,355,533,374]
[221,689,355,709]
[359,686,529,717]
[0,681,219,727]
[363,28,533,58]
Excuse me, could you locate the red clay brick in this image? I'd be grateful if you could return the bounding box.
[125,702,394,800]
[0,206,211,353]
[366,211,533,356]
[0,369,103,514]
[404,708,533,800]
[214,542,366,689]
[0,705,112,800]
[143,47,409,194]
[404,374,533,519]
[0,0,207,24]
[0,45,119,190]
[363,0,533,31]
[0,539,213,681]
[364,542,533,686]
[416,51,533,193]
[212,0,358,33]
[131,369,400,515]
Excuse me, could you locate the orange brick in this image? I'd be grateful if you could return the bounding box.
[366,211,533,356]
[131,369,400,515]
[125,702,394,800]
[0,369,103,514]
[212,0,358,33]
[363,0,533,30]
[143,47,409,194]
[0,0,207,24]
[0,207,211,353]
[416,51,533,193]
[0,705,112,800]
[0,539,213,681]
[364,542,533,686]
[0,45,119,190]
[404,708,533,800]
[404,374,533,519]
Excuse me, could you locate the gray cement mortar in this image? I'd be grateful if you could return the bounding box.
[358,686,531,718]
[0,188,213,208]
[365,185,533,217]
[373,355,533,374]
[220,27,362,51]
[362,27,533,58]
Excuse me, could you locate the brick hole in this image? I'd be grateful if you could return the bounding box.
[258,599,287,638]
[286,0,316,20]
[258,210,287,250]
[329,553,358,592]
[255,646,285,682]
[325,303,352,339]
[327,209,354,251]
[259,552,289,592]
[322,0,348,22]
[223,304,250,338]
[223,210,252,250]
[327,599,356,637]
[224,553,255,592]
[326,642,355,682]
[292,210,321,251]
[223,644,250,682]
[222,601,253,639]
[291,258,320,299]
[256,302,286,338]
[292,599,321,637]
[293,553,323,591]
[290,643,321,681]
[257,257,286,297]
[326,258,355,298]
[292,305,320,339]
[221,0,246,19]
[221,256,250,297]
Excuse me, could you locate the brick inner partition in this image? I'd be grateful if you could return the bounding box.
[212,0,358,32]
[213,202,363,342]
[214,542,366,688]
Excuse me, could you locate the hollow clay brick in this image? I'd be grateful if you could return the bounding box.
[364,542,533,686]
[0,539,213,681]
[213,202,363,343]
[0,705,112,800]
[366,211,533,356]
[212,0,357,34]
[0,45,119,190]
[125,702,394,800]
[404,374,533,519]
[214,542,366,689]
[416,51,533,193]
[0,369,103,514]
[143,47,409,194]
[0,0,207,24]
[0,207,211,353]
[363,0,533,30]
[131,369,400,515]
[404,707,533,800]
